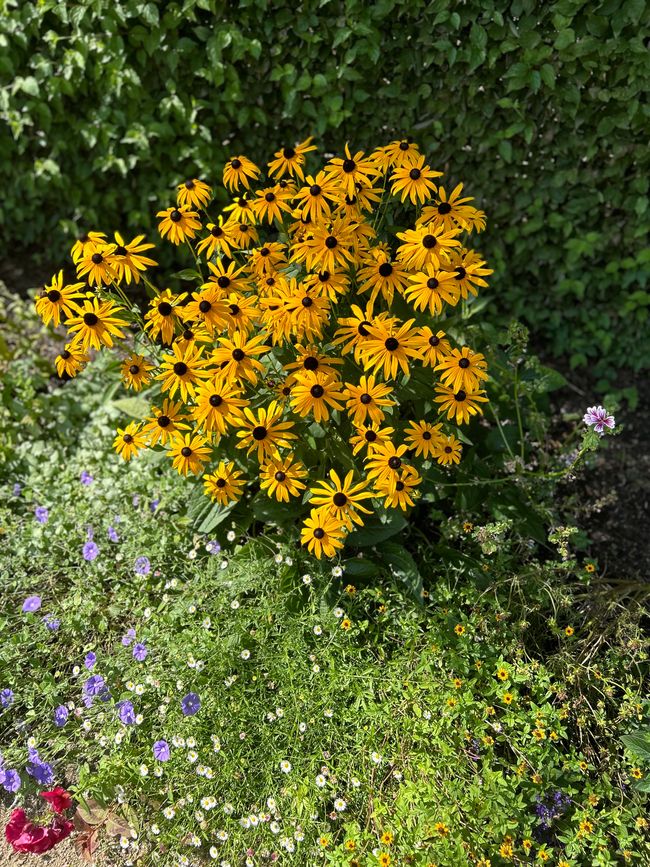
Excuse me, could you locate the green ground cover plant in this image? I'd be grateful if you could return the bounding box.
[1,287,648,865]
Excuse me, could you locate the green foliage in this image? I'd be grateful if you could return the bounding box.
[1,0,648,380]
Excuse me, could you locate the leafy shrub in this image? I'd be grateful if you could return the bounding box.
[1,0,649,380]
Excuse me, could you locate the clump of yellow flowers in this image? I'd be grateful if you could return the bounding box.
[37,138,493,559]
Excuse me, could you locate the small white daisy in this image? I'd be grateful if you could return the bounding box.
[280,759,292,773]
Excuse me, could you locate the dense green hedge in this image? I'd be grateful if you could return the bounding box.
[1,0,648,379]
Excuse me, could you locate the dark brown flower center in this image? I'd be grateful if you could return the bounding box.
[83,312,99,326]
[185,180,195,189]
[61,350,71,360]
[427,278,439,290]
[217,276,230,289]
[429,335,440,346]
[310,384,324,398]
[47,290,61,302]
[325,236,338,249]
[274,470,286,482]
[455,390,467,402]
[388,456,401,469]
[409,168,421,180]
[158,301,173,316]
[438,202,452,214]
[365,430,377,442]
[123,434,133,444]
[209,395,223,407]
[232,348,245,361]
[313,527,325,539]
[231,158,242,169]
[158,415,170,427]
[173,362,188,376]
[342,159,356,173]
[181,446,192,457]
[283,147,296,159]
[395,481,405,491]
[252,425,267,441]
[455,267,466,280]
[170,210,182,222]
[458,358,470,369]
[199,300,212,313]
[216,478,226,488]
[378,263,393,277]
[229,304,240,316]
[303,356,319,371]
[360,393,372,405]
[384,337,399,352]
[310,184,322,196]
[91,253,103,264]
[211,226,223,237]
[358,321,371,336]
[129,364,140,375]
[301,296,313,308]
[422,234,437,249]
[333,492,347,507]
[422,431,432,440]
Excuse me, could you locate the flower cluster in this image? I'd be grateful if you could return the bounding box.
[36,138,492,558]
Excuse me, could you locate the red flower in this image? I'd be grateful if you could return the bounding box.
[5,808,74,854]
[41,786,73,813]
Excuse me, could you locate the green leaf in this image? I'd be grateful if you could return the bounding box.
[554,29,575,49]
[347,509,407,547]
[621,731,650,762]
[111,397,150,418]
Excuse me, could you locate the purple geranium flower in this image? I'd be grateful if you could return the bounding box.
[153,740,170,761]
[42,613,60,631]
[85,652,97,670]
[12,483,22,497]
[0,689,14,709]
[22,595,41,613]
[583,405,615,435]
[34,506,49,524]
[181,692,201,717]
[84,674,106,697]
[54,705,68,728]
[133,643,148,662]
[117,700,136,726]
[1,769,21,793]
[134,556,151,576]
[150,498,160,513]
[26,751,55,786]
[83,541,99,561]
[108,526,120,542]
[206,540,221,554]
[122,628,136,647]
[80,470,94,485]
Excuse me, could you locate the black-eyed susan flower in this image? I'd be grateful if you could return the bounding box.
[417,183,478,232]
[403,265,460,315]
[349,422,395,456]
[177,178,212,209]
[70,230,107,264]
[294,171,339,222]
[35,271,84,326]
[75,244,118,287]
[173,320,213,352]
[324,143,378,198]
[142,399,191,446]
[248,242,287,278]
[301,508,345,559]
[283,344,343,383]
[196,219,235,259]
[290,371,345,423]
[236,400,296,462]
[156,206,201,245]
[223,155,261,191]
[332,303,377,359]
[111,233,158,285]
[156,342,211,401]
[144,289,187,345]
[259,454,308,502]
[356,252,410,306]
[414,326,452,368]
[436,346,488,393]
[204,259,251,295]
[203,461,246,505]
[267,136,317,180]
[120,353,155,391]
[333,183,383,218]
[168,432,212,476]
[344,375,394,426]
[54,344,89,378]
[445,248,493,298]
[434,385,488,425]
[375,466,421,510]
[404,420,443,458]
[191,376,249,435]
[360,318,421,379]
[183,284,230,335]
[227,220,259,249]
[211,331,268,385]
[378,138,421,170]
[222,292,260,336]
[300,216,357,273]
[66,297,127,351]
[365,442,412,493]
[309,469,374,529]
[113,422,147,461]
[396,225,461,271]
[223,193,258,225]
[390,153,442,205]
[252,185,293,224]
